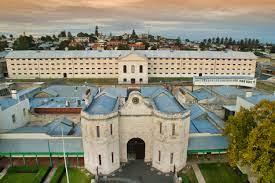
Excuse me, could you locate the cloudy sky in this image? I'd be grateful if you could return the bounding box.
[1,0,275,42]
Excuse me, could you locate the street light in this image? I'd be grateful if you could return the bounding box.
[61,126,70,183]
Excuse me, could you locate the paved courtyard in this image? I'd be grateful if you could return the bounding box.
[99,160,174,183]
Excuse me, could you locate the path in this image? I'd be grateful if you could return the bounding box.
[0,166,9,180]
[192,164,206,183]
[44,167,57,183]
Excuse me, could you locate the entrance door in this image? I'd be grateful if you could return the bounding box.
[63,73,67,78]
[131,78,135,84]
[127,138,145,160]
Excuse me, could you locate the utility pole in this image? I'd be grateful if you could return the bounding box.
[61,126,70,183]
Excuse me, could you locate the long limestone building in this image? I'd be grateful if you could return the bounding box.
[5,50,257,84]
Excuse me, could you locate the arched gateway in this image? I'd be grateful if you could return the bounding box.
[127,138,145,160]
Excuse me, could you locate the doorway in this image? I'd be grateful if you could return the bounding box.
[131,78,135,84]
[63,73,67,78]
[127,138,145,160]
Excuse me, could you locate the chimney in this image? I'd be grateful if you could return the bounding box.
[245,91,253,98]
[11,90,19,100]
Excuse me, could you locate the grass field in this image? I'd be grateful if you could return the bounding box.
[199,163,248,183]
[60,168,93,183]
[148,77,192,83]
[0,172,37,183]
[181,167,198,183]
[256,81,275,93]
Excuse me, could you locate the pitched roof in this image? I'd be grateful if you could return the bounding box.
[5,50,257,59]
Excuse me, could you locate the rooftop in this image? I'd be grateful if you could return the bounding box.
[189,104,223,134]
[188,135,228,152]
[245,94,275,105]
[0,98,18,110]
[7,117,80,136]
[6,50,257,59]
[85,93,118,115]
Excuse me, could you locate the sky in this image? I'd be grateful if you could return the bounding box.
[1,0,275,43]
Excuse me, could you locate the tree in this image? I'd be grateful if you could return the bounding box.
[225,108,256,166]
[67,32,73,38]
[176,37,182,46]
[0,41,8,51]
[13,35,35,50]
[130,29,138,39]
[58,31,66,38]
[95,26,99,37]
[225,101,275,183]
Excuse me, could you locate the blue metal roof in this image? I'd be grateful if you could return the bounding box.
[140,87,164,97]
[42,85,98,98]
[0,139,83,153]
[85,93,118,115]
[7,117,78,136]
[188,136,228,151]
[152,91,185,113]
[246,94,275,105]
[6,50,257,59]
[0,98,18,110]
[30,97,86,108]
[189,104,223,134]
[191,119,221,134]
[102,87,127,98]
[191,88,214,100]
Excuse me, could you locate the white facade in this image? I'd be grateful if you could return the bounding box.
[0,98,30,132]
[193,76,257,88]
[81,91,190,175]
[5,50,257,84]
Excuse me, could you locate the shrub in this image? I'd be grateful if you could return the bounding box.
[33,166,52,183]
[7,166,39,173]
[50,165,65,183]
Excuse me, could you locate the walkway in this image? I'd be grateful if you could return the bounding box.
[191,164,206,183]
[0,166,9,180]
[99,160,174,183]
[44,167,57,183]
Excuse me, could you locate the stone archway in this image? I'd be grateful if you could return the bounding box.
[127,138,145,160]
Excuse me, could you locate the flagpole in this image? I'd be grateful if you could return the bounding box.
[61,126,70,183]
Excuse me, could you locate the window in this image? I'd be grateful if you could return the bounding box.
[139,65,143,73]
[98,155,102,165]
[123,65,127,73]
[131,65,135,73]
[170,153,174,164]
[160,123,162,134]
[172,124,175,135]
[123,78,127,82]
[139,78,143,82]
[111,152,114,163]
[12,114,16,123]
[110,124,113,135]
[96,126,100,137]
[158,151,161,162]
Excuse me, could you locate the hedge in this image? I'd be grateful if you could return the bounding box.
[7,166,39,173]
[33,166,52,183]
[50,165,65,183]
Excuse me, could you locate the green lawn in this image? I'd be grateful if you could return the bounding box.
[199,163,248,183]
[149,77,192,83]
[60,168,93,183]
[256,81,275,93]
[0,172,37,183]
[181,167,198,183]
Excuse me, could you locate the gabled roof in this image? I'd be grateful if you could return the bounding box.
[84,92,118,115]
[5,50,257,59]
